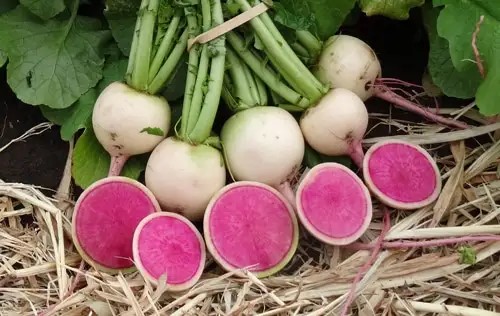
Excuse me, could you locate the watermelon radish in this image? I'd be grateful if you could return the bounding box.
[296,162,373,245]
[132,212,205,291]
[72,176,161,273]
[203,181,299,278]
[363,140,442,210]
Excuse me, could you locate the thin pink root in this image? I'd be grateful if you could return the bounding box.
[373,86,469,129]
[108,155,129,177]
[278,181,297,210]
[472,15,486,78]
[348,139,364,170]
[339,210,390,316]
[347,235,500,251]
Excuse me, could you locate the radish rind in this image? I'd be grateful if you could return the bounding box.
[132,212,206,291]
[296,162,373,245]
[72,176,161,273]
[203,181,299,278]
[145,136,226,222]
[363,140,442,210]
[220,106,305,187]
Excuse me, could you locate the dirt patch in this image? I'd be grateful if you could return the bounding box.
[0,69,68,192]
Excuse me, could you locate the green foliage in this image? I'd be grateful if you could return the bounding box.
[72,127,147,189]
[19,0,65,20]
[431,0,500,115]
[458,245,477,265]
[140,127,165,136]
[359,0,425,20]
[0,1,111,109]
[272,0,356,40]
[422,3,481,99]
[103,0,142,56]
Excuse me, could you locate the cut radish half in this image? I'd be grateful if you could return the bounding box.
[363,140,442,210]
[296,162,373,245]
[203,181,299,278]
[72,176,161,273]
[132,212,205,291]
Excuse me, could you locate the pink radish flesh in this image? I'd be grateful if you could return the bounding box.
[297,163,372,245]
[134,214,204,286]
[364,142,439,207]
[73,177,159,271]
[205,182,298,275]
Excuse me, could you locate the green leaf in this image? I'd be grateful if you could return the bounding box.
[272,1,315,31]
[0,4,110,109]
[436,0,500,115]
[72,127,147,189]
[457,245,476,265]
[421,3,481,99]
[359,0,424,20]
[0,50,6,67]
[19,0,65,20]
[140,127,165,136]
[272,0,355,40]
[41,57,129,140]
[104,0,141,56]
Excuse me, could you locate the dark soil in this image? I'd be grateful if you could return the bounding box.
[0,8,475,198]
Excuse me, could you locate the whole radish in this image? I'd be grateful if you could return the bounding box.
[145,0,227,222]
[92,0,189,176]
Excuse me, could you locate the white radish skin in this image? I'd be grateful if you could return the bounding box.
[315,35,381,101]
[92,81,171,158]
[145,137,226,222]
[220,106,305,187]
[299,88,368,167]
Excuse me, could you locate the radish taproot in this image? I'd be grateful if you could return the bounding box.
[145,0,226,222]
[204,181,299,278]
[133,212,205,291]
[72,176,161,273]
[363,140,442,210]
[92,0,189,176]
[296,163,373,245]
[314,34,468,129]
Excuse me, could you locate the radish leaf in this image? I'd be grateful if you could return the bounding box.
[0,2,110,109]
[359,0,424,20]
[72,127,146,189]
[104,0,141,56]
[272,0,356,40]
[0,51,6,67]
[41,56,129,141]
[19,0,65,20]
[435,0,500,115]
[422,3,481,99]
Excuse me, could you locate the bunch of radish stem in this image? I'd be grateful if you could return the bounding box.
[226,0,468,172]
[92,0,189,177]
[219,46,304,206]
[145,0,227,222]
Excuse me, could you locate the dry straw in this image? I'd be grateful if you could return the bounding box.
[1,107,499,315]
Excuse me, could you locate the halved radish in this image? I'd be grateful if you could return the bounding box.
[72,176,161,273]
[203,181,298,278]
[132,212,205,291]
[362,140,442,210]
[296,162,373,245]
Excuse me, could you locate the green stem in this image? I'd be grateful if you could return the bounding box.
[186,45,210,134]
[226,47,254,106]
[126,0,147,84]
[290,42,310,58]
[296,30,322,59]
[180,8,201,138]
[241,55,261,105]
[148,15,182,83]
[130,0,160,91]
[255,74,268,106]
[227,32,308,107]
[188,0,226,144]
[148,28,189,94]
[234,0,327,102]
